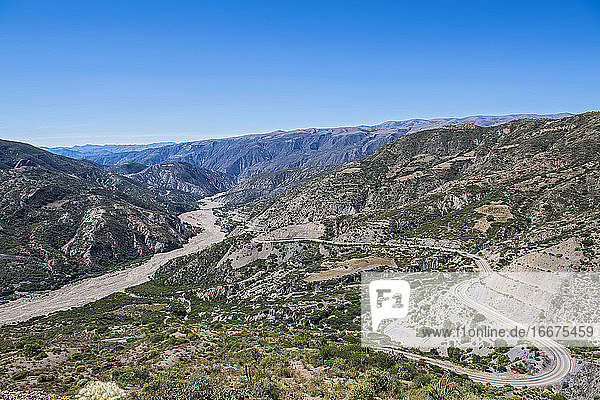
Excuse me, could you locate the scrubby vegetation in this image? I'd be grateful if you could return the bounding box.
[0,237,579,399]
[2,114,599,398]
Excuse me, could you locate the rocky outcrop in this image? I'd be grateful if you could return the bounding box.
[558,362,600,399]
[121,161,235,197]
[214,165,333,205]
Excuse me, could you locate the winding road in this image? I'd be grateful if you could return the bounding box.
[448,251,573,386]
[253,237,573,387]
[0,211,572,386]
[0,200,224,326]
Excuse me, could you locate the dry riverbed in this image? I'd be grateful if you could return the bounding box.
[0,200,224,325]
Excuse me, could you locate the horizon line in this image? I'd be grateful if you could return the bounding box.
[23,111,581,149]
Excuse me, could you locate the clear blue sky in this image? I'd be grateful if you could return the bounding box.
[1,0,599,147]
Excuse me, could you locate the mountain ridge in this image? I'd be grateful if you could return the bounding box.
[42,142,175,159]
[44,113,572,180]
[0,140,196,298]
[250,112,599,257]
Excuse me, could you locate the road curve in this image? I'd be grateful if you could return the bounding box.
[0,200,224,326]
[449,252,573,387]
[253,237,573,387]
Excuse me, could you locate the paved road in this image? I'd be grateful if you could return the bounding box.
[449,251,572,387]
[0,200,224,326]
[254,237,573,387]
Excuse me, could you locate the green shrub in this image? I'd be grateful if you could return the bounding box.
[111,366,149,386]
[346,382,375,400]
[21,343,43,358]
[141,376,251,400]
[37,373,55,383]
[11,371,27,380]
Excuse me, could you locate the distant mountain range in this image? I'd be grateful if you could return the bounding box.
[42,142,175,159]
[2,112,586,298]
[369,113,573,130]
[45,114,572,181]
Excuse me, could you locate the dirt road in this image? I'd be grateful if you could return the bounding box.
[0,200,224,325]
[254,236,573,387]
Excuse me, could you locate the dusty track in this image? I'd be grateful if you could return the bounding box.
[0,200,224,326]
[253,237,573,387]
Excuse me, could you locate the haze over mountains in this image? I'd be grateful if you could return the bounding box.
[46,113,571,181]
[41,142,176,160]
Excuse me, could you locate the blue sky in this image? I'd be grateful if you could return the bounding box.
[0,0,599,147]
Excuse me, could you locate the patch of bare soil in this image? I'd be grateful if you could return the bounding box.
[396,170,424,182]
[305,256,396,282]
[506,237,584,272]
[474,202,514,233]
[338,167,361,174]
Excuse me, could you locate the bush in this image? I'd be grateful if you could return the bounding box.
[141,377,250,400]
[11,371,27,381]
[111,366,149,386]
[582,238,594,247]
[21,343,44,358]
[360,369,395,394]
[37,373,55,383]
[346,382,375,400]
[248,378,281,400]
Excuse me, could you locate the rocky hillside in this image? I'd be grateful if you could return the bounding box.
[0,140,194,298]
[107,162,147,175]
[251,113,599,255]
[113,161,235,198]
[214,165,333,206]
[75,114,570,180]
